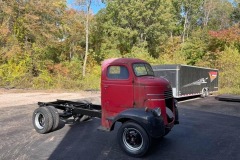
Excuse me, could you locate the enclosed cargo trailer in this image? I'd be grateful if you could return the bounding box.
[152,64,218,98]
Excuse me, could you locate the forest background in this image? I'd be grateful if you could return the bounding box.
[0,0,240,94]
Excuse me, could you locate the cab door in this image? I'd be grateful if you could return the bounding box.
[102,65,134,115]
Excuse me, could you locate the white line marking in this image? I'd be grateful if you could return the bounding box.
[178,97,201,103]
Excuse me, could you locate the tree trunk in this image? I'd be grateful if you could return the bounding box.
[203,0,213,27]
[182,10,188,43]
[170,31,173,43]
[82,0,91,77]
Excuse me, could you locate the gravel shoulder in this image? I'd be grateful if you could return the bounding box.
[0,89,100,108]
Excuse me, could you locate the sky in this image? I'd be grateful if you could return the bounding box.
[67,0,106,14]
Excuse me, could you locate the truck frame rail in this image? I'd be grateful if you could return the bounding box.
[38,99,102,118]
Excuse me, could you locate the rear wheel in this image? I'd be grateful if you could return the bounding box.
[46,106,59,131]
[32,107,53,134]
[117,121,150,157]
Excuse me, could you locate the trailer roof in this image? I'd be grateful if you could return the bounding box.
[152,64,218,70]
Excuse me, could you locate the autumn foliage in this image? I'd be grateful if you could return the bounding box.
[209,24,240,44]
[0,0,240,93]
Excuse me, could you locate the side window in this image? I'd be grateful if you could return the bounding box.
[107,66,129,79]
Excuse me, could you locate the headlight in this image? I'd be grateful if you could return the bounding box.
[152,107,161,117]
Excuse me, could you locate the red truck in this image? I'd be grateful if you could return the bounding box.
[32,58,179,157]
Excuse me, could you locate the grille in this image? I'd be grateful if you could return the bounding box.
[164,89,173,110]
[164,89,173,99]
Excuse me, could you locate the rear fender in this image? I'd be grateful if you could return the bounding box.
[110,108,165,138]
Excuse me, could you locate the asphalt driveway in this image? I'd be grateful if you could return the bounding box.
[0,96,240,160]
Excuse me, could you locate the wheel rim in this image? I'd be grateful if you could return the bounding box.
[123,128,143,151]
[202,89,206,97]
[206,90,209,96]
[35,112,45,129]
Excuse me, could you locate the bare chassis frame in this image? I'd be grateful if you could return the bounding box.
[37,100,102,120]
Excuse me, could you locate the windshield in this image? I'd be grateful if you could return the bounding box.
[133,63,155,77]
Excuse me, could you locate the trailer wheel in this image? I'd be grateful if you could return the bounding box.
[46,106,59,131]
[32,107,53,134]
[201,88,208,98]
[205,88,209,97]
[117,121,150,157]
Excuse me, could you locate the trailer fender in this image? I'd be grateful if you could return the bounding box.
[110,108,165,138]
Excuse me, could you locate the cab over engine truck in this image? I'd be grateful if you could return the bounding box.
[32,58,179,157]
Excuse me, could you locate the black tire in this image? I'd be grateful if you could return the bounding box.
[164,128,170,136]
[205,89,209,97]
[201,88,207,98]
[46,106,59,131]
[117,121,150,157]
[32,107,53,134]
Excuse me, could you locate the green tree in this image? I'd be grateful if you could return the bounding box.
[60,9,85,62]
[231,1,240,24]
[0,0,67,74]
[181,29,209,65]
[205,0,234,30]
[94,0,177,58]
[74,0,104,76]
[217,45,240,94]
[181,0,203,42]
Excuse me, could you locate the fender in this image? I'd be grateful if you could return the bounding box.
[110,108,165,138]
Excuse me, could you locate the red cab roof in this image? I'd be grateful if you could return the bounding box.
[102,58,148,67]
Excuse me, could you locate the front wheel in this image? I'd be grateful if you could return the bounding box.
[117,121,150,157]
